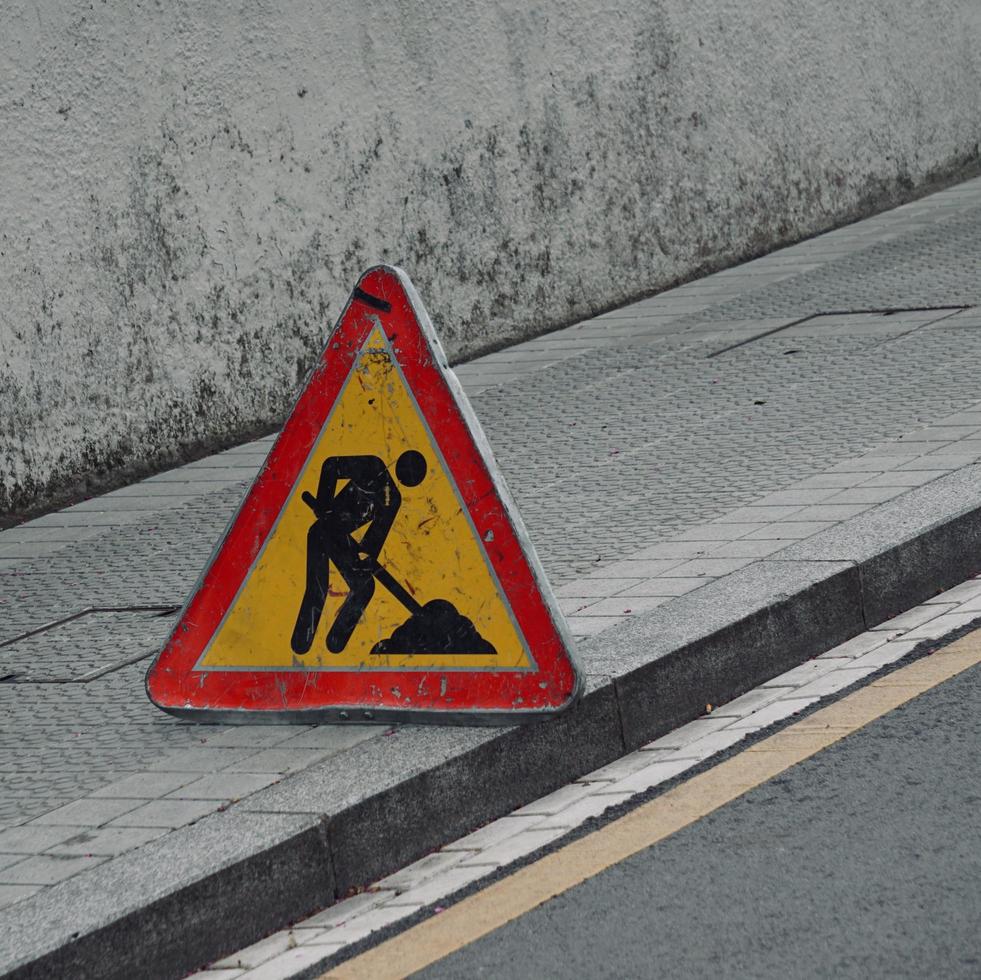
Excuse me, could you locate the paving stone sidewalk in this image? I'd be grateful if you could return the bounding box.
[0,175,980,912]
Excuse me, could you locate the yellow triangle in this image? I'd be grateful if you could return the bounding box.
[198,328,532,672]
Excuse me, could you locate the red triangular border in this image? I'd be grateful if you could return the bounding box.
[146,266,583,723]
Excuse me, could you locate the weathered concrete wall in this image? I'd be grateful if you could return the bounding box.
[2,0,980,518]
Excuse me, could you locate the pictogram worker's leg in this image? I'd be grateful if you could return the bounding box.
[290,521,332,655]
[325,536,376,654]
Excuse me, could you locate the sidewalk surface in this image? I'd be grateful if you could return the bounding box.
[1,175,981,975]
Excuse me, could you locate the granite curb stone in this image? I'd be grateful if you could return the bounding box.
[0,813,332,980]
[779,465,981,623]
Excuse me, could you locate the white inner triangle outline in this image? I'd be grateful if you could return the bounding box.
[193,316,537,674]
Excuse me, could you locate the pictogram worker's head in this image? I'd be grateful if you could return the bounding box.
[395,450,427,487]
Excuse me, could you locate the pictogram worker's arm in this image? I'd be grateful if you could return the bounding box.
[306,455,377,517]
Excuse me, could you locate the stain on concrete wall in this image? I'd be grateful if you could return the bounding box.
[2,0,980,518]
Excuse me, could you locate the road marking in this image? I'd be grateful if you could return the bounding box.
[323,629,981,980]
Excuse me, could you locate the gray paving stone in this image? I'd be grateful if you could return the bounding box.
[48,826,168,856]
[147,748,256,773]
[211,928,297,970]
[511,781,596,816]
[376,850,471,892]
[186,968,245,980]
[904,425,981,441]
[784,666,881,700]
[0,854,107,886]
[237,942,344,975]
[711,686,796,718]
[899,611,981,641]
[861,441,939,457]
[629,541,712,560]
[762,657,849,688]
[714,505,803,523]
[166,773,281,801]
[823,487,906,505]
[579,750,669,784]
[642,715,734,751]
[441,815,545,852]
[200,727,306,749]
[846,639,920,670]
[74,493,191,511]
[0,526,104,544]
[858,470,947,487]
[923,578,981,605]
[458,827,569,868]
[751,488,840,506]
[386,864,492,908]
[617,577,709,598]
[274,726,384,752]
[817,631,891,660]
[558,596,594,616]
[90,772,199,799]
[897,455,978,470]
[566,615,625,636]
[663,557,756,578]
[297,888,397,928]
[789,504,871,522]
[587,558,686,579]
[108,799,222,828]
[306,903,412,947]
[929,440,981,456]
[186,452,269,468]
[874,603,956,633]
[708,539,791,559]
[592,757,696,795]
[939,411,981,426]
[109,480,238,496]
[0,543,72,559]
[0,826,82,855]
[726,696,821,731]
[794,473,872,489]
[554,578,644,598]
[535,792,634,830]
[674,523,766,541]
[576,595,672,617]
[743,521,834,540]
[223,749,334,775]
[145,468,250,484]
[828,456,912,473]
[30,798,146,827]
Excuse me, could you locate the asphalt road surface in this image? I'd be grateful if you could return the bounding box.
[415,660,981,980]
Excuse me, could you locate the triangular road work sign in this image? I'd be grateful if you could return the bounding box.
[146,266,582,724]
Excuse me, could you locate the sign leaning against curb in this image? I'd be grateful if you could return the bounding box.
[146,265,583,724]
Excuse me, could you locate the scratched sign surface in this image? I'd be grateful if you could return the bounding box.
[146,266,582,724]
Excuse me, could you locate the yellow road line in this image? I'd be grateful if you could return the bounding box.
[323,630,981,980]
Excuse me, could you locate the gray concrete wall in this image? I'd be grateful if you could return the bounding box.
[2,0,980,518]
